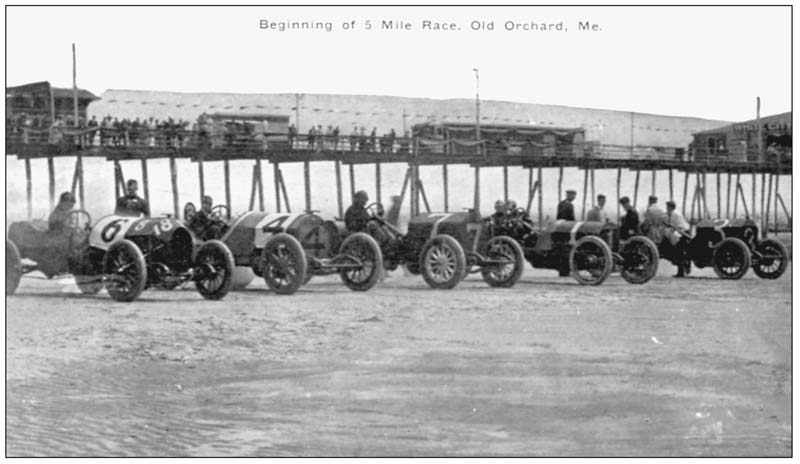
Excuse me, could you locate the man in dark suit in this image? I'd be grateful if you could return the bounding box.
[115,179,150,217]
[619,196,640,239]
[557,190,577,221]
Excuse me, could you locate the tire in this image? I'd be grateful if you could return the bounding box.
[569,235,613,286]
[619,236,660,284]
[194,240,235,300]
[480,236,525,288]
[752,238,788,280]
[712,237,751,280]
[420,234,467,289]
[6,240,22,295]
[338,232,384,291]
[261,233,307,295]
[103,239,147,302]
[75,274,104,294]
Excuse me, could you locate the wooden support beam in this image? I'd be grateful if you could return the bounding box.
[527,168,534,213]
[169,155,179,218]
[557,166,563,203]
[256,158,265,211]
[25,158,32,219]
[699,172,709,219]
[274,162,282,213]
[764,173,773,237]
[733,172,741,217]
[335,160,343,218]
[349,163,356,200]
[751,171,756,225]
[650,168,656,196]
[278,168,291,213]
[632,169,640,209]
[397,167,411,215]
[776,193,791,226]
[773,174,780,236]
[47,156,55,210]
[76,153,84,209]
[725,172,731,218]
[303,159,311,212]
[442,164,449,212]
[537,167,543,226]
[736,183,749,218]
[141,158,150,209]
[223,159,231,219]
[418,180,431,213]
[375,162,382,206]
[197,158,206,199]
[249,164,258,211]
[682,170,690,214]
[503,165,509,202]
[616,168,621,221]
[716,172,721,218]
[590,168,596,206]
[668,168,674,202]
[760,173,766,237]
[581,168,589,220]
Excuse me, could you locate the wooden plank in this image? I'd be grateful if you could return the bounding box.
[418,180,431,213]
[774,174,779,236]
[349,163,356,201]
[751,171,756,225]
[558,166,563,203]
[249,164,258,211]
[651,168,656,196]
[590,168,596,206]
[397,167,411,216]
[473,166,480,213]
[764,173,773,237]
[76,153,84,209]
[760,172,766,237]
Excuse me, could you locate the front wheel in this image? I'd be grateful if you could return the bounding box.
[261,233,307,295]
[619,236,659,284]
[339,232,383,291]
[420,234,466,289]
[712,237,751,280]
[194,240,235,300]
[6,240,22,295]
[752,238,788,279]
[569,236,613,285]
[480,236,525,288]
[103,239,147,302]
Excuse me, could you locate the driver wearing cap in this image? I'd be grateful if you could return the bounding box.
[187,195,228,240]
[345,190,389,244]
[48,191,76,233]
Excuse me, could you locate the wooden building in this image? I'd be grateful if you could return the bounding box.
[6,81,99,123]
[691,112,791,164]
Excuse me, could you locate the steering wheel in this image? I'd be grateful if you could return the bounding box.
[183,202,197,221]
[66,209,92,230]
[364,202,384,219]
[210,204,230,220]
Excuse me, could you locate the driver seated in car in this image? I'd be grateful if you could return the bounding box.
[48,191,77,234]
[345,190,389,244]
[187,195,228,240]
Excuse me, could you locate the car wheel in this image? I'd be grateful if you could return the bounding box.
[6,240,22,295]
[103,239,147,302]
[194,240,235,300]
[338,232,383,291]
[420,234,466,289]
[620,236,660,284]
[261,233,307,295]
[712,237,751,280]
[481,236,524,288]
[75,274,104,294]
[752,238,788,279]
[569,236,613,285]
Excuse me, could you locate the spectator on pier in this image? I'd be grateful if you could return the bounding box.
[307,126,316,150]
[332,126,340,151]
[557,190,577,221]
[288,123,297,149]
[359,127,367,152]
[619,196,640,240]
[317,125,324,151]
[350,126,359,152]
[586,194,608,222]
[115,179,150,217]
[86,115,98,146]
[369,127,377,152]
[48,191,77,233]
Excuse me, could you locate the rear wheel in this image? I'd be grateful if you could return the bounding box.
[261,233,307,295]
[569,236,613,285]
[75,274,104,294]
[712,237,751,280]
[194,240,235,300]
[481,236,525,288]
[620,236,659,284]
[103,239,147,302]
[752,238,788,279]
[339,232,383,291]
[6,240,22,295]
[420,234,466,289]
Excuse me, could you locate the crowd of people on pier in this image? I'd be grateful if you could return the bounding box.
[291,124,411,154]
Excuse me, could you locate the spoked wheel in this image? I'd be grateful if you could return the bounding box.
[210,204,230,220]
[420,234,466,289]
[194,240,235,300]
[569,236,613,285]
[480,236,525,288]
[619,236,660,284]
[183,202,197,222]
[261,233,308,295]
[338,232,383,291]
[103,239,147,302]
[364,202,385,219]
[75,274,104,294]
[66,209,92,230]
[6,240,22,295]
[752,238,789,280]
[712,237,751,280]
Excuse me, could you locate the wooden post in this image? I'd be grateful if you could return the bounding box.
[702,171,709,219]
[650,168,656,196]
[375,162,382,206]
[616,168,621,221]
[737,183,749,218]
[335,159,343,218]
[668,168,674,202]
[764,173,773,237]
[590,167,596,205]
[682,170,690,214]
[273,162,282,213]
[169,154,179,218]
[774,174,780,236]
[527,168,534,212]
[256,158,265,211]
[751,171,756,224]
[733,172,741,217]
[442,163,449,212]
[398,167,411,213]
[760,172,767,237]
[278,168,291,213]
[632,169,640,209]
[537,167,543,226]
[249,165,258,211]
[223,159,231,219]
[557,165,563,202]
[197,158,206,199]
[725,172,731,218]
[141,158,150,208]
[303,159,311,212]
[25,158,32,219]
[581,168,589,220]
[349,163,356,200]
[76,153,84,209]
[716,172,721,218]
[503,165,509,202]
[47,156,55,209]
[113,160,121,200]
[473,166,480,213]
[418,180,431,213]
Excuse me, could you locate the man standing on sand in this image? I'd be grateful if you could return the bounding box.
[665,200,692,277]
[619,196,640,240]
[642,195,666,243]
[586,194,608,222]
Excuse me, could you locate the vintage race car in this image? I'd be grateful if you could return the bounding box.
[662,217,788,280]
[7,211,235,302]
[214,210,382,294]
[367,206,525,289]
[494,212,659,285]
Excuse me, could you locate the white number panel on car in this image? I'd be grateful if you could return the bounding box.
[89,215,141,251]
[253,212,304,248]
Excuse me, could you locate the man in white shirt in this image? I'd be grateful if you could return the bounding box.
[642,195,667,243]
[586,194,608,222]
[665,200,691,277]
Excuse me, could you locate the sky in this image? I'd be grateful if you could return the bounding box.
[5,5,792,122]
